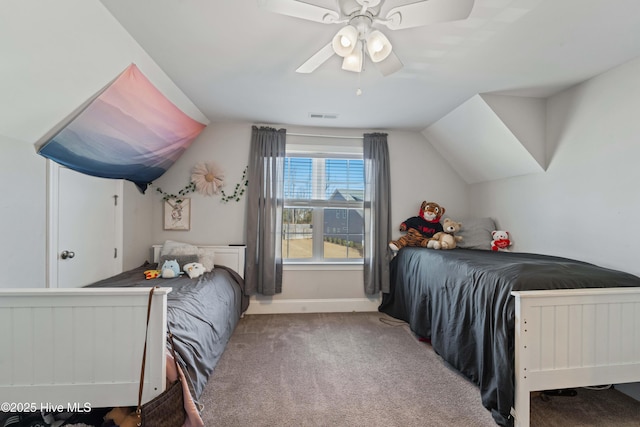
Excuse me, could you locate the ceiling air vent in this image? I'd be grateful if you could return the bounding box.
[309,113,339,119]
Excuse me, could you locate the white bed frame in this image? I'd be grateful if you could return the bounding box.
[0,245,245,410]
[151,244,245,279]
[512,287,640,426]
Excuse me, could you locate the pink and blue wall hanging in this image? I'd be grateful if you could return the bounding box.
[37,64,206,192]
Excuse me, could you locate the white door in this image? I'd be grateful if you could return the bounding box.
[48,162,123,288]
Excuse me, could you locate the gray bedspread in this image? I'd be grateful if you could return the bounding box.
[379,248,640,426]
[87,262,248,400]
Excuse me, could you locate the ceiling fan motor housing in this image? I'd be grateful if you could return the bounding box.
[349,13,374,40]
[259,0,477,76]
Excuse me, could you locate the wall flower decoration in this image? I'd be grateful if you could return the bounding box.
[191,162,225,196]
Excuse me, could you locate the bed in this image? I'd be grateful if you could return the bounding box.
[379,246,640,427]
[0,243,247,414]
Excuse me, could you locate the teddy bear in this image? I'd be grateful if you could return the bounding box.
[427,218,463,250]
[183,262,206,279]
[389,201,445,252]
[103,406,138,427]
[491,230,512,252]
[160,259,183,278]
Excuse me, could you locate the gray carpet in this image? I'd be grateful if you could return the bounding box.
[200,312,640,427]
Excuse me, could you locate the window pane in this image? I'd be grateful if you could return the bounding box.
[283,154,364,262]
[323,208,363,259]
[325,159,364,201]
[282,208,313,259]
[283,158,312,199]
[284,157,363,201]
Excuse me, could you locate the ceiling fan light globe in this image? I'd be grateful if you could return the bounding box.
[341,40,363,72]
[370,39,384,53]
[332,25,358,57]
[366,30,392,63]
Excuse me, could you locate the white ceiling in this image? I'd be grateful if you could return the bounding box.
[99,0,640,131]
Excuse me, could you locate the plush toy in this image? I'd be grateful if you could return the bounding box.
[427,218,463,250]
[160,259,183,278]
[183,262,206,279]
[491,230,512,252]
[143,269,161,280]
[389,201,445,252]
[103,406,138,427]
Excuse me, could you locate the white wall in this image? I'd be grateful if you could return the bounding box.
[0,138,48,288]
[151,122,469,313]
[468,56,640,277]
[0,0,204,287]
[389,130,470,235]
[151,123,251,246]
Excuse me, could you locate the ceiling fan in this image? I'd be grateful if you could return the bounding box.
[258,0,475,76]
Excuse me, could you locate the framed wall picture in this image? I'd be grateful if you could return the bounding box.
[164,198,191,230]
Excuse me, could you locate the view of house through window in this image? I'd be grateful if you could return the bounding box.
[282,154,364,262]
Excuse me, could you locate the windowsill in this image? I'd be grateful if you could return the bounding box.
[284,262,363,271]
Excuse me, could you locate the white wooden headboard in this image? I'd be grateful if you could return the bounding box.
[152,245,246,279]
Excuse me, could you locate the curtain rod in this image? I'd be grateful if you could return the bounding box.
[286,132,363,140]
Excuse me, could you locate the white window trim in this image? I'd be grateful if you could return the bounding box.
[284,262,363,270]
[283,136,364,265]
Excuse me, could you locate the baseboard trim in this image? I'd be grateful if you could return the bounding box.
[245,297,381,315]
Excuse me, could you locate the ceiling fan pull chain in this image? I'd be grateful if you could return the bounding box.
[356,51,363,96]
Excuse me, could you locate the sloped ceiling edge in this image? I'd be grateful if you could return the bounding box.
[421,94,545,184]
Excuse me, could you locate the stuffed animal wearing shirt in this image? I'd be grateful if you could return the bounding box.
[388,201,445,252]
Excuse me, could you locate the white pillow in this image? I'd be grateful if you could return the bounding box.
[160,241,215,272]
[198,248,216,272]
[161,240,198,256]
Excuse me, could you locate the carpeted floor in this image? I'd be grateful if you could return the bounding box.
[199,312,640,427]
[530,388,640,427]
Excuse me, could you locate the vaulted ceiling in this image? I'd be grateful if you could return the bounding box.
[99,0,640,131]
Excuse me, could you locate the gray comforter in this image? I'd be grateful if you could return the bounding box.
[87,262,248,400]
[379,248,640,426]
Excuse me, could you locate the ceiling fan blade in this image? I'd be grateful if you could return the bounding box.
[258,0,341,24]
[381,0,475,30]
[296,42,335,73]
[374,50,403,76]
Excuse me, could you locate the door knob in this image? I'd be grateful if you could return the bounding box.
[61,250,75,260]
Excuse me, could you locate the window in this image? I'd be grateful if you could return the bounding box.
[282,139,364,263]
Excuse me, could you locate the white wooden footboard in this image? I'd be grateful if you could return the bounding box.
[512,287,640,426]
[0,287,169,409]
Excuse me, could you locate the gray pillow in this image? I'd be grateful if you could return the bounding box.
[157,254,199,269]
[456,217,496,250]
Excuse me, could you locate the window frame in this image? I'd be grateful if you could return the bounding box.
[282,141,364,265]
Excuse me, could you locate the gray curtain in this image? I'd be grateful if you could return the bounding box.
[245,126,286,296]
[363,132,391,295]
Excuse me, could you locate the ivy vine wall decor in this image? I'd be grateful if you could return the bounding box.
[154,162,248,204]
[219,166,248,203]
